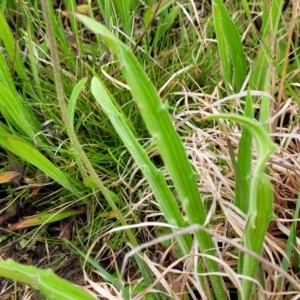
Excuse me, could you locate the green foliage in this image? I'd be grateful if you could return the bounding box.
[76,13,227,299]
[235,91,253,213]
[206,113,276,299]
[143,0,179,51]
[212,0,248,92]
[0,259,95,300]
[0,0,298,299]
[2,135,81,194]
[0,10,27,80]
[91,77,192,254]
[243,0,283,126]
[278,193,300,289]
[96,0,140,36]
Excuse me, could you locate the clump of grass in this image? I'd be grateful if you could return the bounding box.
[0,0,299,299]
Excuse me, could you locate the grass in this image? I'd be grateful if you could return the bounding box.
[0,0,299,299]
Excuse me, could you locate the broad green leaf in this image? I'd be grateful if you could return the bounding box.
[0,259,95,300]
[91,77,192,255]
[76,13,226,299]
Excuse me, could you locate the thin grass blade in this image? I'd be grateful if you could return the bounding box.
[0,48,17,93]
[152,6,180,51]
[0,82,39,138]
[68,78,88,131]
[0,10,27,80]
[68,242,130,299]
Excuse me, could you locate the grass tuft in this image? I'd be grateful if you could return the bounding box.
[0,0,299,299]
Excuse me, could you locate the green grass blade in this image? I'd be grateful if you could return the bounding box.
[235,91,253,213]
[269,0,284,37]
[0,10,27,80]
[95,0,112,30]
[144,0,175,25]
[112,0,131,36]
[248,0,283,130]
[206,113,276,299]
[27,24,44,102]
[213,0,248,92]
[236,91,253,280]
[67,241,130,299]
[92,77,200,298]
[91,77,192,255]
[92,79,207,298]
[0,47,17,93]
[0,259,95,300]
[152,6,180,51]
[212,4,231,89]
[0,135,81,195]
[68,78,88,131]
[242,174,274,299]
[0,82,39,139]
[97,0,137,36]
[10,210,83,231]
[67,78,88,177]
[76,14,226,299]
[249,45,271,130]
[278,192,300,288]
